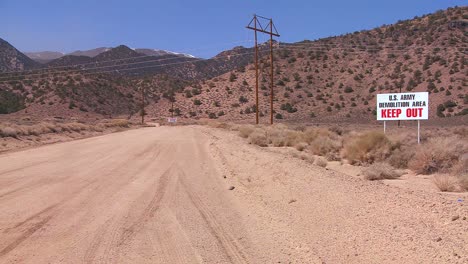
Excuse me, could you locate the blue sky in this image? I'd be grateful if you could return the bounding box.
[1,0,465,58]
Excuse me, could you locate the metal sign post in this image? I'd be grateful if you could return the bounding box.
[417,120,420,144]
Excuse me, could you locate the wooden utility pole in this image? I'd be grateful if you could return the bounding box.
[247,15,280,125]
[141,86,145,124]
[269,19,275,125]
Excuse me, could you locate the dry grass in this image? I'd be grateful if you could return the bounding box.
[229,124,467,190]
[248,130,268,147]
[308,136,342,161]
[458,175,468,191]
[0,127,18,138]
[238,125,255,138]
[106,119,130,128]
[206,121,233,130]
[432,174,461,192]
[0,119,133,139]
[314,156,328,168]
[342,131,392,165]
[295,142,308,151]
[388,148,415,169]
[292,152,315,163]
[408,137,466,174]
[363,162,403,180]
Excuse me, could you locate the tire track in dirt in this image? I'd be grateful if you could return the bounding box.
[177,168,249,264]
[117,165,172,246]
[0,215,53,257]
[0,142,164,260]
[82,157,167,262]
[0,160,51,176]
[0,146,119,202]
[83,144,171,264]
[144,166,205,264]
[0,178,99,257]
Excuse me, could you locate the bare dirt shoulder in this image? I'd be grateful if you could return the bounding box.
[202,126,468,264]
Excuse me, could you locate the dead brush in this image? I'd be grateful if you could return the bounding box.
[363,162,403,180]
[408,136,466,174]
[238,125,255,138]
[295,142,308,151]
[248,129,268,147]
[284,130,304,147]
[105,119,129,128]
[302,127,331,144]
[206,121,232,130]
[314,156,328,167]
[342,131,392,165]
[308,136,342,161]
[292,152,315,163]
[457,174,468,191]
[452,154,468,191]
[264,124,289,147]
[432,174,461,192]
[0,127,18,138]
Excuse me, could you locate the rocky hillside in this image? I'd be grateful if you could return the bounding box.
[0,38,41,72]
[145,6,467,122]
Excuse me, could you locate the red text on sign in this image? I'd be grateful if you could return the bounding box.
[406,108,423,117]
[381,109,402,118]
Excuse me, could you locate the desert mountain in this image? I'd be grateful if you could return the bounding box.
[68,47,111,58]
[24,51,64,64]
[135,48,195,58]
[0,38,41,72]
[25,47,196,64]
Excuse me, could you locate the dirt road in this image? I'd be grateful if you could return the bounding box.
[0,126,466,263]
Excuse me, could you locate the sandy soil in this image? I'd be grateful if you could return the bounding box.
[0,126,466,263]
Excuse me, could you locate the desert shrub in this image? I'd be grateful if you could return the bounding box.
[248,130,268,147]
[62,122,88,132]
[342,131,392,164]
[458,174,468,191]
[262,125,300,147]
[207,121,232,130]
[301,127,331,144]
[106,119,129,128]
[363,162,402,180]
[451,153,467,176]
[284,130,304,147]
[93,125,105,132]
[314,156,328,167]
[432,174,460,192]
[308,136,342,161]
[238,125,255,138]
[408,137,466,174]
[292,152,315,163]
[0,127,18,138]
[295,142,308,151]
[388,148,415,168]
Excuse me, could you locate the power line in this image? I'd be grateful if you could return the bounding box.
[280,44,466,52]
[278,45,466,55]
[279,42,466,50]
